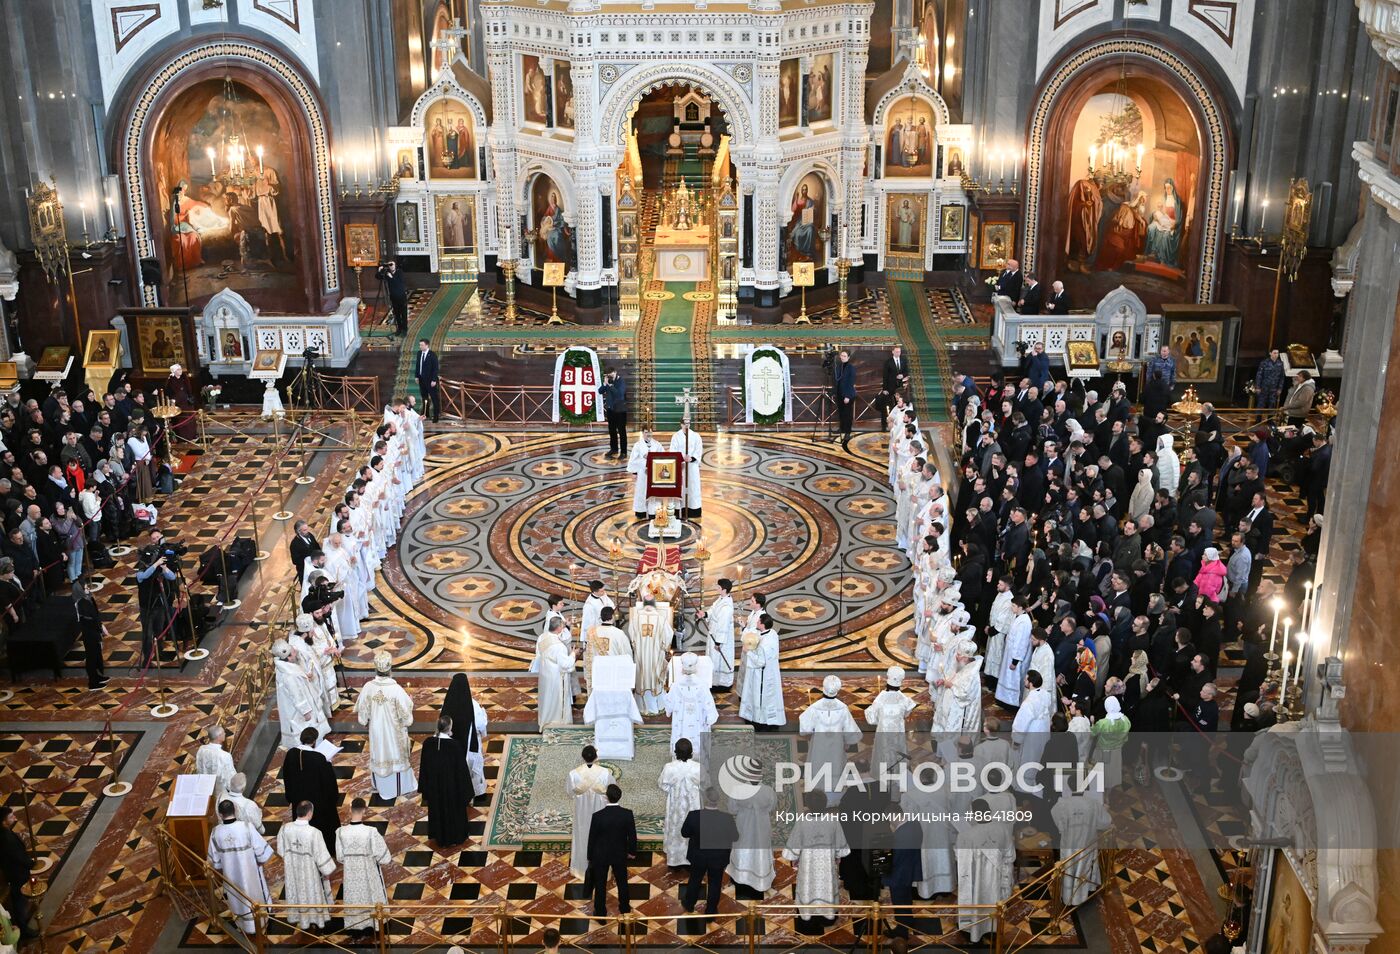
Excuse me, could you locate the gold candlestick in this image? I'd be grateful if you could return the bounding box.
[836,258,851,321]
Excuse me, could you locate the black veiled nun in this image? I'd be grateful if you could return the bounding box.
[442,673,488,797]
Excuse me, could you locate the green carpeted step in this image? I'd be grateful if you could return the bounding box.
[888,279,949,422]
[650,282,698,429]
[393,283,477,399]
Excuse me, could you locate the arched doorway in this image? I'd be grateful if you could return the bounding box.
[1024,38,1232,308]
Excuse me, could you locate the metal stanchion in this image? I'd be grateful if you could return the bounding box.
[271,411,293,521]
[101,727,133,797]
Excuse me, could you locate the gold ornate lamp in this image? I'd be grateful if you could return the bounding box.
[1172,385,1204,417]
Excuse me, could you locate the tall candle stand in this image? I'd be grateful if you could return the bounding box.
[501,259,519,321]
[836,258,851,322]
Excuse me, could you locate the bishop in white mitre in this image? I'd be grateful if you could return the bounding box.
[955,797,1016,942]
[224,773,264,834]
[277,802,337,929]
[738,615,786,728]
[668,421,704,518]
[566,746,615,878]
[629,598,673,715]
[208,802,273,934]
[664,653,718,768]
[866,667,917,783]
[1051,784,1112,905]
[195,725,236,808]
[537,619,577,729]
[696,577,736,688]
[354,651,418,801]
[626,427,665,519]
[932,640,984,764]
[799,675,862,804]
[336,798,392,932]
[658,738,706,867]
[272,639,330,749]
[782,811,851,921]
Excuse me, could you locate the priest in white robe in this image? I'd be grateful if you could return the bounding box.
[277,800,337,929]
[932,641,983,764]
[272,640,330,749]
[664,653,718,768]
[1011,671,1055,795]
[588,608,632,692]
[566,746,614,878]
[955,798,1016,942]
[668,421,704,518]
[1051,786,1112,905]
[536,618,577,729]
[726,781,777,892]
[208,801,273,934]
[866,667,917,782]
[696,577,736,688]
[738,614,785,728]
[658,738,706,867]
[984,577,1014,680]
[294,612,341,714]
[336,797,391,933]
[354,652,418,800]
[900,769,957,898]
[1029,629,1056,696]
[194,725,236,808]
[224,773,264,834]
[993,594,1034,707]
[628,598,673,715]
[782,809,850,921]
[626,428,665,519]
[581,587,617,691]
[319,533,361,641]
[798,676,862,804]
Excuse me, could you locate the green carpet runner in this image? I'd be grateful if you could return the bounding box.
[888,280,949,422]
[394,283,476,398]
[651,282,698,429]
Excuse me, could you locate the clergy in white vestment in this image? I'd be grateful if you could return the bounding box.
[589,608,632,689]
[894,452,923,550]
[955,797,1016,942]
[726,781,777,892]
[294,612,341,714]
[899,769,957,898]
[628,598,673,715]
[737,615,786,728]
[194,725,236,807]
[1011,672,1055,795]
[920,591,963,680]
[782,809,851,921]
[224,773,264,834]
[336,798,391,932]
[668,422,704,518]
[932,641,984,764]
[664,653,718,768]
[626,429,665,519]
[799,676,862,803]
[536,618,577,729]
[1051,786,1112,905]
[530,596,577,699]
[581,588,618,690]
[272,640,331,749]
[984,578,1014,679]
[1029,630,1056,697]
[277,801,337,929]
[583,656,643,759]
[866,668,917,783]
[658,738,707,866]
[966,722,1014,811]
[566,746,615,878]
[320,533,361,640]
[354,652,418,800]
[993,595,1034,707]
[208,801,273,934]
[696,578,736,688]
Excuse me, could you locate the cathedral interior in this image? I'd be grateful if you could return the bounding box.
[0,0,1398,952]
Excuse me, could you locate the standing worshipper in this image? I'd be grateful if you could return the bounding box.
[443,673,489,795]
[354,652,418,801]
[993,593,1033,707]
[207,800,273,936]
[567,746,614,879]
[194,725,237,808]
[726,780,777,893]
[418,716,475,848]
[277,801,337,931]
[587,784,638,918]
[665,653,719,768]
[955,798,1016,943]
[696,577,736,688]
[1012,672,1055,795]
[278,727,341,853]
[629,596,673,715]
[536,619,577,729]
[336,798,391,937]
[626,427,664,519]
[164,364,199,441]
[783,804,851,923]
[798,676,862,805]
[1051,784,1112,904]
[681,787,740,915]
[668,421,704,519]
[738,613,786,729]
[866,667,917,782]
[224,773,264,833]
[272,640,330,749]
[658,738,707,867]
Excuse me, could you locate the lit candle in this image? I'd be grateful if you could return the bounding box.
[1135,143,1145,171]
[256,145,264,174]
[1269,597,1283,655]
[206,146,216,178]
[104,195,114,235]
[1260,198,1270,235]
[1088,144,1097,172]
[1293,630,1308,685]
[1301,581,1314,633]
[1281,617,1293,667]
[80,200,88,235]
[998,149,1005,180]
[1280,650,1292,700]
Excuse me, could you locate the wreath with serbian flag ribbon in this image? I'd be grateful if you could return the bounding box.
[553,346,604,424]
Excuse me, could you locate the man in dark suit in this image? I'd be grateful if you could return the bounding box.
[587,783,638,918]
[1305,433,1331,518]
[378,260,409,336]
[0,806,36,940]
[876,345,910,420]
[414,338,440,423]
[833,349,857,451]
[599,369,628,459]
[289,520,320,582]
[998,507,1031,573]
[1044,280,1071,314]
[680,788,739,915]
[994,258,1023,301]
[1017,275,1044,315]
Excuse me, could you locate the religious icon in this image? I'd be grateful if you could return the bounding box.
[778,59,801,127]
[36,346,70,374]
[884,96,935,177]
[345,223,380,268]
[1168,320,1223,383]
[522,55,549,125]
[221,331,244,361]
[554,61,575,130]
[944,147,965,178]
[424,99,477,179]
[980,222,1013,271]
[785,173,826,264]
[1065,340,1100,371]
[395,148,416,179]
[253,349,283,373]
[532,175,574,267]
[939,203,966,243]
[397,202,421,244]
[651,458,677,486]
[805,54,834,123]
[886,194,924,254]
[436,196,475,254]
[84,330,120,368]
[132,311,189,374]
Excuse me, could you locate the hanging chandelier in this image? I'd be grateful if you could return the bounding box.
[203,56,264,191]
[1087,62,1143,190]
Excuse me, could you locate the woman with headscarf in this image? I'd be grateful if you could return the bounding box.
[1089,696,1132,789]
[442,673,488,797]
[1193,547,1229,604]
[1063,645,1097,713]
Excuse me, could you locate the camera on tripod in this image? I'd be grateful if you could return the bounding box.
[820,346,838,372]
[141,538,188,567]
[308,577,345,609]
[301,346,321,361]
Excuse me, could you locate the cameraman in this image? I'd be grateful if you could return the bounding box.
[377,260,408,337]
[599,369,628,459]
[135,529,181,667]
